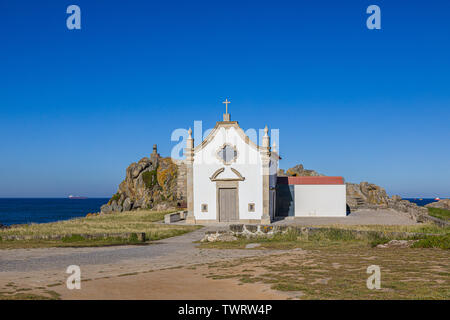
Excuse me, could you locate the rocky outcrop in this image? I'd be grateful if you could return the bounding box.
[346,182,389,210]
[345,182,431,222]
[101,145,186,214]
[386,196,429,223]
[425,199,450,210]
[281,164,323,177]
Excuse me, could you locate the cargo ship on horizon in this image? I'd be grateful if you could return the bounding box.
[68,195,88,199]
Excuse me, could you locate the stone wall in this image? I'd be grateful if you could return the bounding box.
[1,232,147,242]
[201,224,439,242]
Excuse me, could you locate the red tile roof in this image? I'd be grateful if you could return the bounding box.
[277,176,344,185]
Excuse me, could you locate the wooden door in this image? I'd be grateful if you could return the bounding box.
[219,188,238,222]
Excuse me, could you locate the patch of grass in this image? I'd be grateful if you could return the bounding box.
[205,241,450,299]
[0,210,200,249]
[412,234,450,249]
[311,223,450,235]
[428,208,450,221]
[200,224,449,251]
[61,234,86,242]
[46,283,62,287]
[118,272,139,277]
[0,289,61,300]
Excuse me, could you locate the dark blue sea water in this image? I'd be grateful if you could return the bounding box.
[0,198,109,226]
[404,198,440,207]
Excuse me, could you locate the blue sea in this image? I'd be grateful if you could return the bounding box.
[404,198,440,207]
[0,198,109,226]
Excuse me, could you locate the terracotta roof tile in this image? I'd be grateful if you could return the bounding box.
[277,176,344,185]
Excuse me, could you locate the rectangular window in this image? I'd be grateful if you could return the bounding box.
[248,203,255,212]
[201,204,208,212]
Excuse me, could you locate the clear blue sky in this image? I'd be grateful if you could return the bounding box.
[0,0,449,198]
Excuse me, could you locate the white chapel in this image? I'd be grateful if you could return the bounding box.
[184,100,346,224]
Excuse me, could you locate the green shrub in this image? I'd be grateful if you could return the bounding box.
[128,233,138,242]
[110,193,120,202]
[142,170,158,189]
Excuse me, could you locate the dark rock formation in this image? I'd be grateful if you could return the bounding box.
[101,145,186,214]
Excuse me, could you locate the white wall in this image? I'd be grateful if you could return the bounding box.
[294,185,346,217]
[193,126,263,221]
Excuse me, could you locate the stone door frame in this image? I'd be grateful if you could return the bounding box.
[216,180,239,222]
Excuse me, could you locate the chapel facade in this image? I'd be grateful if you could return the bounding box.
[184,103,279,224]
[184,100,347,224]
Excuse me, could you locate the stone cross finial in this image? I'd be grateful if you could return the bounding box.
[222,98,231,121]
[188,127,192,139]
[222,98,230,114]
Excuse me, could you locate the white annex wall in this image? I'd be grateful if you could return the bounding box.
[193,126,264,221]
[294,185,346,217]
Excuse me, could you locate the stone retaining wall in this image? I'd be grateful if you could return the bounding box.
[204,224,439,240]
[0,232,147,242]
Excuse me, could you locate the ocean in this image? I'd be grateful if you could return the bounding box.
[0,198,109,226]
[404,198,440,207]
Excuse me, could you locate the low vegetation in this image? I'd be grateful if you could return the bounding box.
[0,210,200,249]
[200,223,450,250]
[202,224,449,299]
[428,207,450,221]
[204,242,449,299]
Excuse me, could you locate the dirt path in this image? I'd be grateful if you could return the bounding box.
[0,226,290,299]
[54,267,289,300]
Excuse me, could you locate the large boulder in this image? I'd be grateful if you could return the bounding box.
[122,198,133,212]
[346,182,388,210]
[101,146,184,214]
[425,199,450,210]
[285,164,322,177]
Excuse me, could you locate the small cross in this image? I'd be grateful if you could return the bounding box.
[222,98,230,114]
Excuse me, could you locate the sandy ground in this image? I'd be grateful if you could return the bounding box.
[54,267,289,300]
[0,226,290,299]
[0,209,421,299]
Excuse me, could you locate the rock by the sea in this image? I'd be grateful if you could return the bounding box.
[278,164,323,177]
[346,182,389,210]
[101,145,186,214]
[425,199,450,210]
